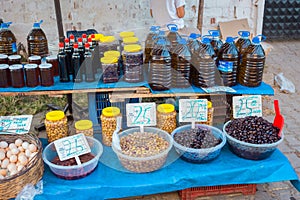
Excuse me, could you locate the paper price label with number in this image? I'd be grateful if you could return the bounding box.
[126,103,156,127]
[0,115,32,134]
[179,99,208,122]
[233,95,262,119]
[54,133,91,161]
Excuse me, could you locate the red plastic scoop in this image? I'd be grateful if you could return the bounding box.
[273,100,284,137]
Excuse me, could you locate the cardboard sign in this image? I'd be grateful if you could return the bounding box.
[0,115,33,134]
[126,103,156,127]
[54,133,91,162]
[233,95,262,118]
[179,99,208,122]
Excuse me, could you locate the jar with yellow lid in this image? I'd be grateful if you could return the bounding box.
[100,106,122,146]
[99,36,118,58]
[104,50,122,76]
[119,31,135,39]
[75,120,94,137]
[45,110,68,142]
[101,56,119,83]
[157,104,177,134]
[122,44,143,83]
[197,101,214,126]
[121,36,140,52]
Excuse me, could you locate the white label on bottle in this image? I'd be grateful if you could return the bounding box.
[232,95,262,119]
[179,99,208,122]
[218,61,233,72]
[126,103,156,127]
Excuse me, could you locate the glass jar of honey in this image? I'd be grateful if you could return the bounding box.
[28,55,42,65]
[9,64,25,88]
[8,55,21,65]
[39,63,54,86]
[24,63,39,87]
[0,54,8,64]
[0,64,11,87]
[46,55,59,76]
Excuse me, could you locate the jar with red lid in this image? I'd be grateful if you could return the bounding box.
[8,55,21,65]
[24,63,39,87]
[9,64,25,88]
[28,55,42,65]
[46,55,59,76]
[39,63,54,86]
[0,54,8,64]
[0,64,11,87]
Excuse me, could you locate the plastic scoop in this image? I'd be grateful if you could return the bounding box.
[273,99,284,137]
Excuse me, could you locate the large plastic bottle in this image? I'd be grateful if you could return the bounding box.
[238,35,266,87]
[166,24,182,54]
[144,26,160,64]
[190,37,218,88]
[187,33,201,55]
[209,30,223,56]
[149,39,172,91]
[171,38,192,88]
[235,30,251,66]
[0,22,17,55]
[27,20,49,57]
[217,36,239,86]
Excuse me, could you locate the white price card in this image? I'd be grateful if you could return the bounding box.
[201,86,236,93]
[54,133,91,161]
[126,103,156,127]
[233,95,262,119]
[179,99,208,122]
[0,115,33,134]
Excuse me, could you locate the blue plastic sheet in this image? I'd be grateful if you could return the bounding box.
[35,137,299,200]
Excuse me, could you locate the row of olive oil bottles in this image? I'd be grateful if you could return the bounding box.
[144,24,265,90]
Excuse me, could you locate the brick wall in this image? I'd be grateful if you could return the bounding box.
[0,0,263,53]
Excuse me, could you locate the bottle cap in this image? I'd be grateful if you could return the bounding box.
[28,55,41,61]
[167,24,178,32]
[88,38,92,43]
[202,37,211,44]
[119,31,135,38]
[226,37,234,43]
[82,33,87,38]
[77,37,82,43]
[75,120,93,130]
[64,38,69,43]
[94,33,104,41]
[33,20,43,28]
[73,43,78,48]
[100,56,118,64]
[9,64,23,70]
[46,110,65,121]
[157,104,175,113]
[85,43,90,48]
[209,30,220,37]
[39,63,52,69]
[0,54,8,59]
[59,42,64,48]
[123,37,139,44]
[150,26,160,32]
[100,36,116,43]
[0,64,9,69]
[104,50,120,57]
[124,44,142,52]
[252,36,260,44]
[91,34,95,39]
[1,22,12,29]
[102,107,120,117]
[238,31,250,38]
[24,63,38,69]
[189,33,201,39]
[8,55,21,60]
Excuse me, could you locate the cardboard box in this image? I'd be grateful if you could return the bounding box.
[218,18,250,40]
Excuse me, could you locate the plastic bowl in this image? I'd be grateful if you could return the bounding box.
[112,127,173,173]
[42,136,103,179]
[171,124,226,163]
[223,121,284,160]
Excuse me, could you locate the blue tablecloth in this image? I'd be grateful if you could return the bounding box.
[35,136,299,200]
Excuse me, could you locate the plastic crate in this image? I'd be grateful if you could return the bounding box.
[88,92,139,132]
[179,184,256,200]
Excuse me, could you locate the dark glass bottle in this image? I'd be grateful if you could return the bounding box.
[217,37,239,86]
[57,42,70,82]
[82,33,87,44]
[69,34,75,48]
[191,37,218,88]
[90,34,100,73]
[83,43,95,82]
[27,20,49,57]
[77,37,85,65]
[238,36,266,87]
[72,43,82,83]
[149,39,172,91]
[64,38,73,76]
[0,22,17,55]
[171,38,191,88]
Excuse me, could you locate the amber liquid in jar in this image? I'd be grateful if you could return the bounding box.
[8,55,21,65]
[9,64,25,88]
[24,64,39,87]
[46,55,59,76]
[0,54,8,64]
[0,64,11,87]
[28,55,42,65]
[39,63,54,86]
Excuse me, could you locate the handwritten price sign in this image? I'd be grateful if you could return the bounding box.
[0,115,32,134]
[54,133,91,161]
[179,99,208,122]
[233,95,262,119]
[126,103,156,127]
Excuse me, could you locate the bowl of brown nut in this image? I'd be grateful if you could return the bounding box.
[111,127,173,173]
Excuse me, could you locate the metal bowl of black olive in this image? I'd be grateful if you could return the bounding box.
[171,124,226,163]
[223,116,284,160]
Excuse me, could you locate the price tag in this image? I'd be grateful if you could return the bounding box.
[233,95,262,119]
[0,115,32,134]
[179,99,208,122]
[201,86,236,93]
[54,133,91,162]
[126,103,156,127]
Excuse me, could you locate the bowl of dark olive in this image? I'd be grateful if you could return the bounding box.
[171,124,226,163]
[223,116,284,160]
[43,136,103,180]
